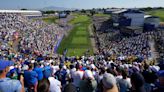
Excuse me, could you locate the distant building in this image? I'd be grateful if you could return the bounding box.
[144,15,160,31]
[0,10,42,17]
[112,9,127,23]
[112,9,144,27]
[58,12,67,18]
[94,9,104,14]
[104,8,121,14]
[144,15,160,28]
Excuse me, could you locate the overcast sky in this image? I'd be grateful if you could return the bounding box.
[0,0,163,9]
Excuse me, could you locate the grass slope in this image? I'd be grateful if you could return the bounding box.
[94,13,111,17]
[42,16,57,24]
[146,9,164,22]
[57,14,93,56]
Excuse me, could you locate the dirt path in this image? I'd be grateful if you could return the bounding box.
[88,24,97,53]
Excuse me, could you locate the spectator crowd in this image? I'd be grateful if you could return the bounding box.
[0,13,65,56]
[0,13,163,92]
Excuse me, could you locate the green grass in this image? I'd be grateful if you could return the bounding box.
[69,15,90,24]
[94,13,111,17]
[71,37,87,44]
[67,48,88,56]
[57,14,93,56]
[146,9,164,22]
[42,16,57,24]
[76,30,87,35]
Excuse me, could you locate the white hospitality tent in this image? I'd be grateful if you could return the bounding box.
[0,10,42,17]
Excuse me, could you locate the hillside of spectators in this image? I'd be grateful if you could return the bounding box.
[0,13,65,56]
[0,13,163,92]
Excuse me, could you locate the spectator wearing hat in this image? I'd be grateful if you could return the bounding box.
[0,60,24,92]
[6,66,18,80]
[102,73,118,92]
[79,70,97,92]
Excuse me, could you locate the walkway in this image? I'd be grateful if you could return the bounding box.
[148,36,159,64]
[88,24,97,53]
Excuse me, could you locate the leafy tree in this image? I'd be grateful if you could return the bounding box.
[43,10,55,14]
[81,9,86,13]
[21,8,27,10]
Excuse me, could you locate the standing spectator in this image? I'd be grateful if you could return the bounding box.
[115,67,123,81]
[72,63,84,88]
[131,72,146,92]
[51,62,59,76]
[55,64,67,86]
[24,63,38,92]
[0,60,24,92]
[154,70,164,92]
[33,62,43,81]
[79,70,97,92]
[63,76,77,92]
[43,63,52,78]
[48,76,62,92]
[102,73,118,92]
[117,69,131,92]
[37,78,50,92]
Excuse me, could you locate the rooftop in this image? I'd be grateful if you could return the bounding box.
[112,9,143,14]
[112,9,128,14]
[0,10,41,13]
[144,15,159,19]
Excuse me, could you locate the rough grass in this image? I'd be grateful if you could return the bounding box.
[146,9,164,22]
[94,13,111,17]
[57,14,93,56]
[42,16,57,24]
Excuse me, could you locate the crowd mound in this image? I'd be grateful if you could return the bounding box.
[96,30,164,61]
[93,14,164,62]
[0,13,65,55]
[0,13,164,92]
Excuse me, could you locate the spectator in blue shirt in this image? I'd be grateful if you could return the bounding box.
[33,62,43,81]
[43,63,52,78]
[0,60,24,92]
[55,65,67,85]
[24,63,38,92]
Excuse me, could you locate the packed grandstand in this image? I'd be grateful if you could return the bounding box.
[0,8,164,92]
